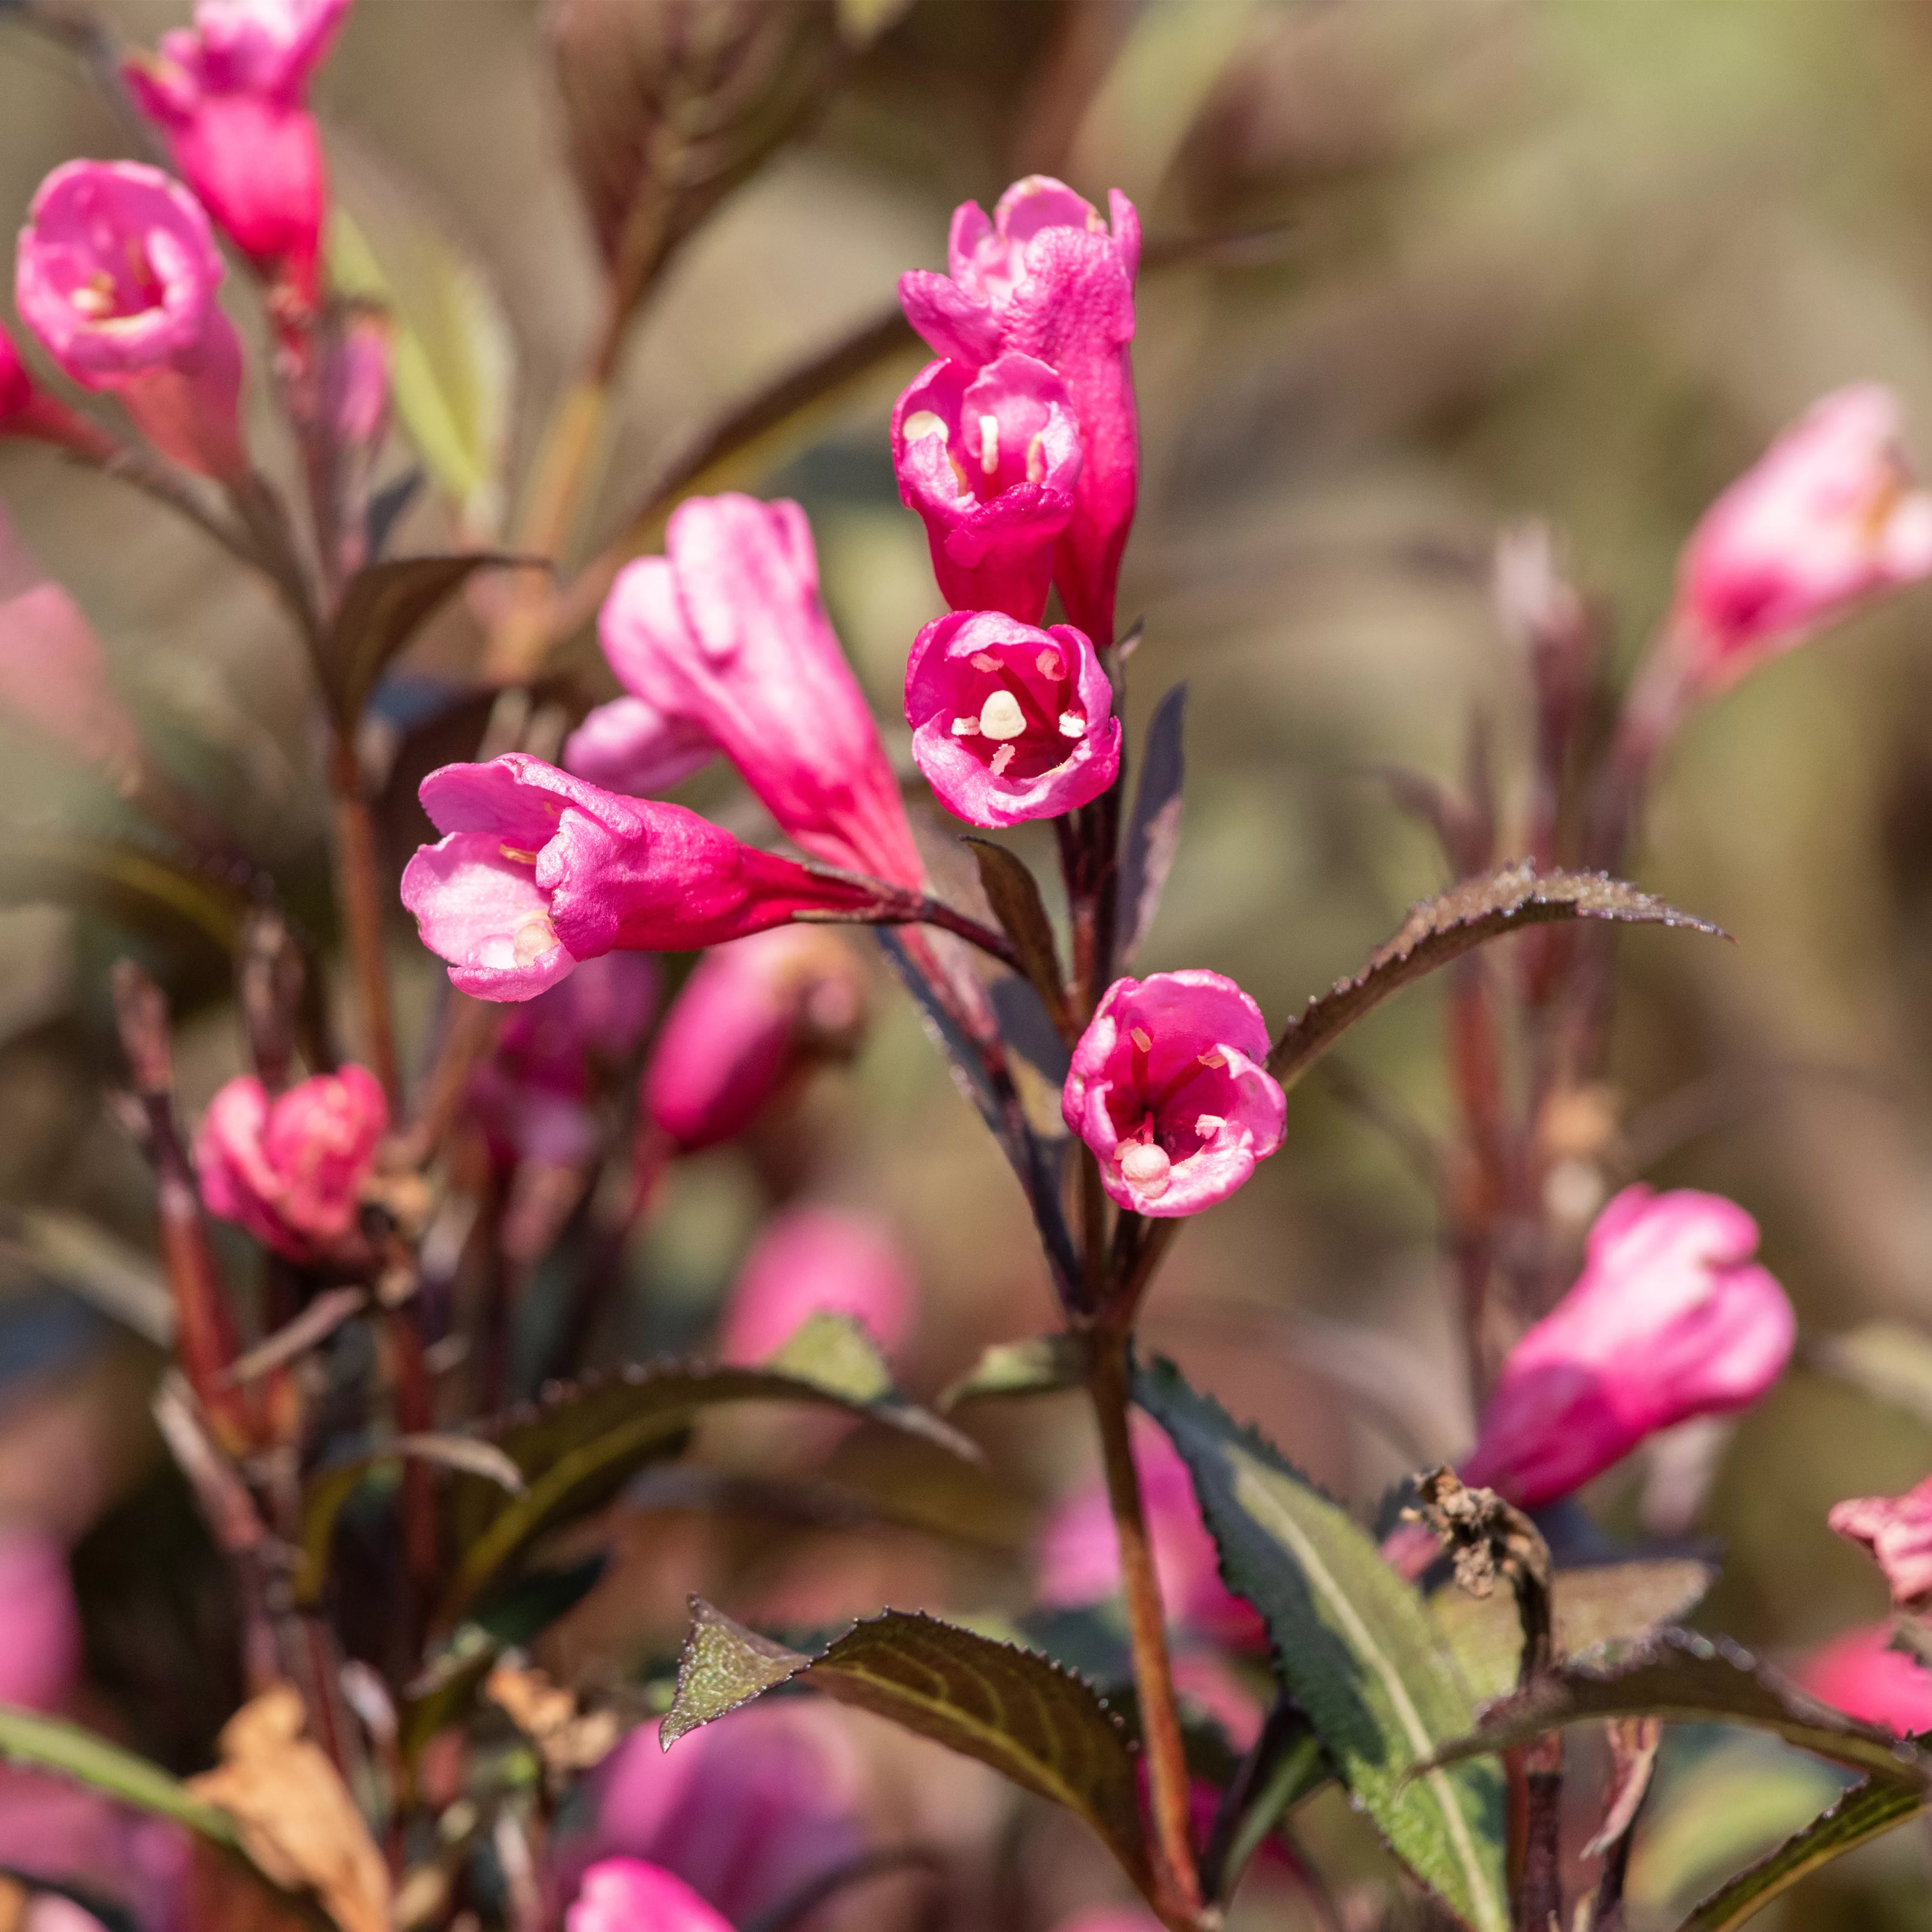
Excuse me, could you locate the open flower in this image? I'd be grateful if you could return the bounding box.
[892,350,1081,623]
[899,176,1139,645]
[905,610,1120,827]
[401,754,888,1002]
[1829,1475,1932,1611]
[597,494,925,888]
[563,694,715,798]
[1062,970,1286,1217]
[566,1860,732,1932]
[720,1205,913,1365]
[194,1064,387,1262]
[124,0,351,299]
[641,926,866,1154]
[14,161,248,480]
[1795,1623,1932,1737]
[1462,1186,1795,1510]
[1671,384,1932,693]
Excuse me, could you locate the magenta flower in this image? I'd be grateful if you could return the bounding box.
[719,1205,913,1365]
[565,1860,732,1932]
[1062,970,1286,1217]
[193,1064,387,1262]
[899,175,1139,646]
[401,754,893,1003]
[597,495,925,888]
[0,323,114,458]
[0,1534,81,1716]
[905,610,1120,827]
[14,161,248,481]
[1795,1624,1932,1738]
[892,350,1082,623]
[0,512,144,784]
[124,0,350,300]
[1829,1475,1932,1611]
[1461,1186,1795,1510]
[1039,1417,1265,1648]
[1672,384,1932,693]
[641,925,866,1154]
[564,695,716,798]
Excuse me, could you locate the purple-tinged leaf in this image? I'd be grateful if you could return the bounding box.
[964,839,1075,1044]
[1117,683,1185,966]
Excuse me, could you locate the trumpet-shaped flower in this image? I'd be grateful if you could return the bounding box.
[899,176,1139,645]
[1673,384,1932,692]
[598,495,924,887]
[1062,970,1286,1217]
[1462,1186,1795,1509]
[641,925,866,1154]
[1829,1475,1932,1611]
[720,1205,912,1365]
[563,694,715,798]
[566,1860,733,1932]
[0,323,113,457]
[905,610,1120,827]
[401,754,887,1003]
[124,0,351,299]
[194,1064,387,1262]
[892,350,1081,622]
[14,161,248,480]
[1795,1623,1932,1737]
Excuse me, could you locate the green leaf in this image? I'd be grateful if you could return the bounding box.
[317,554,542,725]
[1674,1778,1926,1932]
[1136,1357,1509,1932]
[939,1334,1086,1412]
[1431,1558,1718,1707]
[0,832,246,956]
[1423,1630,1932,1790]
[962,839,1075,1044]
[437,1316,979,1623]
[665,1600,1151,1892]
[1267,863,1726,1091]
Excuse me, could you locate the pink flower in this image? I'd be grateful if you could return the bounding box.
[400,754,893,1003]
[0,323,114,457]
[554,1707,868,1927]
[193,1064,387,1262]
[899,176,1139,646]
[1039,1417,1264,1649]
[0,511,144,783]
[566,1859,733,1932]
[0,1534,81,1715]
[1829,1475,1932,1611]
[1061,970,1286,1217]
[564,695,716,797]
[1673,384,1932,692]
[892,350,1082,623]
[124,0,351,299]
[1794,1624,1932,1737]
[1462,1186,1795,1510]
[641,926,867,1154]
[15,161,249,481]
[904,610,1120,827]
[472,952,660,1168]
[720,1205,913,1364]
[598,495,925,888]
[1053,1914,1165,1932]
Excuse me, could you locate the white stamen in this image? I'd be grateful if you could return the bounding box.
[1130,1027,1153,1052]
[902,410,949,444]
[970,652,1001,673]
[1058,710,1085,738]
[1197,1049,1228,1071]
[979,689,1027,740]
[989,743,1017,777]
[1193,1113,1225,1139]
[499,843,542,865]
[978,413,1000,476]
[512,914,559,966]
[951,716,981,737]
[1027,434,1048,486]
[1036,648,1063,678]
[1118,1142,1172,1197]
[69,287,111,316]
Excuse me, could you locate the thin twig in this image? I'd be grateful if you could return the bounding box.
[330,735,401,1107]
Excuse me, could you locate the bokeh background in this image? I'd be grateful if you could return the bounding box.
[8,1,1932,1925]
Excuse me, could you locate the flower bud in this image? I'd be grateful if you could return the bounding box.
[15,161,249,480]
[401,753,893,1003]
[1794,1623,1932,1737]
[0,323,113,458]
[892,350,1082,623]
[900,176,1139,645]
[719,1204,911,1364]
[1461,1186,1795,1510]
[1829,1475,1932,1611]
[194,1063,388,1263]
[124,0,351,300]
[1670,384,1932,696]
[905,609,1119,827]
[566,1859,733,1932]
[641,925,866,1153]
[598,495,924,888]
[1062,970,1286,1218]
